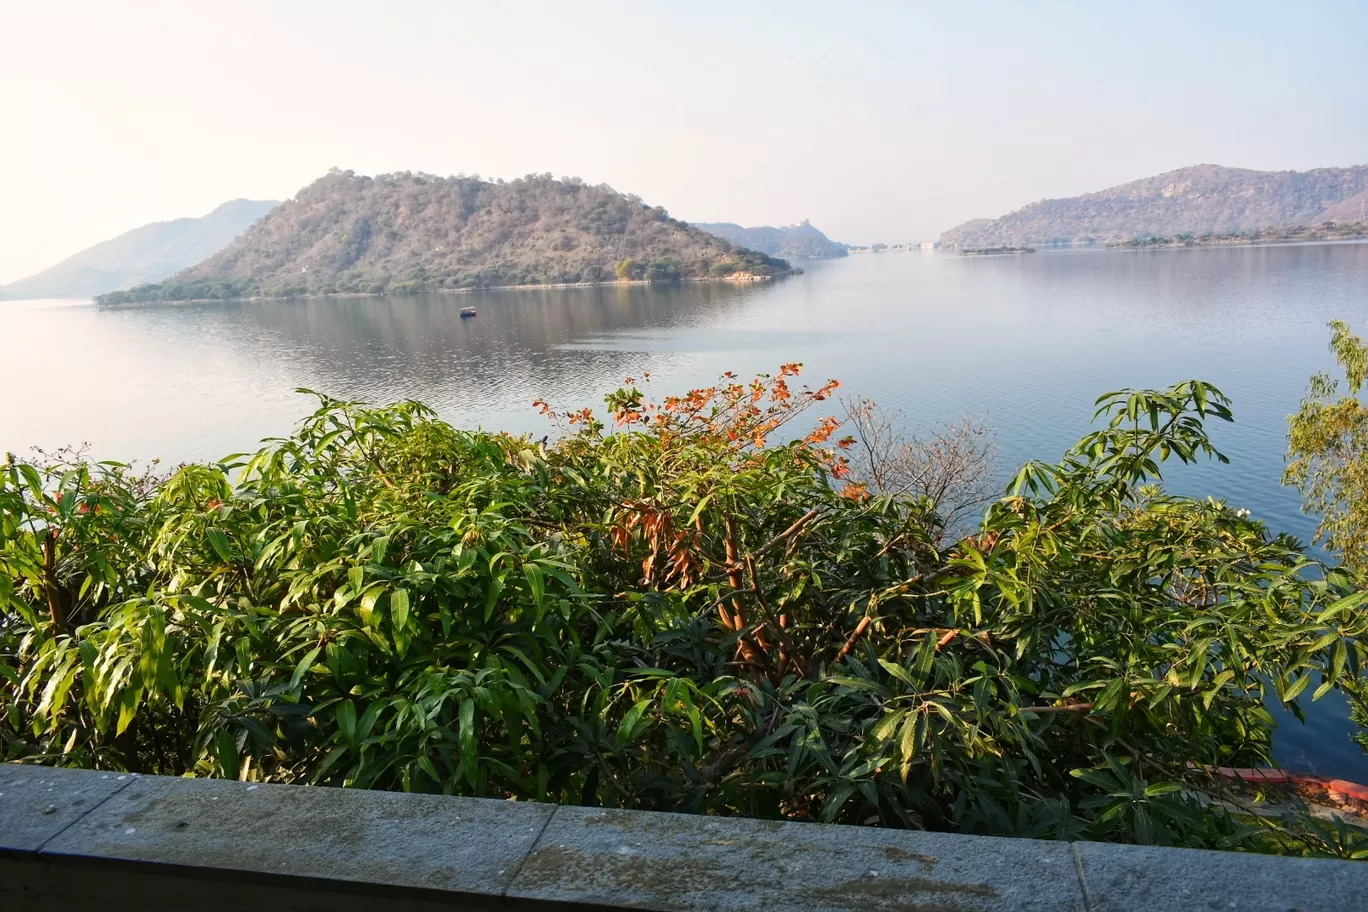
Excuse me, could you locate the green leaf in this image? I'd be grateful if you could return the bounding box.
[116,688,140,736]
[686,494,714,527]
[216,730,240,780]
[390,588,410,632]
[871,710,904,742]
[615,698,653,746]
[878,658,915,687]
[206,527,232,562]
[1332,638,1349,682]
[524,563,545,611]
[900,713,921,766]
[417,754,440,784]
[820,783,856,822]
[356,701,382,742]
[337,700,357,741]
[1280,673,1312,704]
[359,584,384,628]
[459,698,477,786]
[289,645,322,691]
[483,575,505,623]
[912,634,937,683]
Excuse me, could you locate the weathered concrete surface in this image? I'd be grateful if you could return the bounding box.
[41,773,554,899]
[5,764,1368,911]
[508,804,1086,912]
[0,764,133,852]
[1076,841,1368,912]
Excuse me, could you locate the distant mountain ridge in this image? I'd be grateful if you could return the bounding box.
[0,199,279,300]
[940,163,1368,249]
[100,171,794,303]
[693,220,848,259]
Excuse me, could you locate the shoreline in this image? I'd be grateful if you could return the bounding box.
[95,271,798,307]
[944,236,1368,256]
[1106,235,1368,252]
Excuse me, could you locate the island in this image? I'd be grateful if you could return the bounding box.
[98,170,796,304]
[960,246,1035,256]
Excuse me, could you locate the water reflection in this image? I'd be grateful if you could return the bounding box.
[218,282,758,422]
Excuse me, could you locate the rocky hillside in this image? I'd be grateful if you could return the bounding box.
[693,220,848,259]
[0,199,278,301]
[940,164,1368,248]
[1317,188,1368,223]
[100,171,792,302]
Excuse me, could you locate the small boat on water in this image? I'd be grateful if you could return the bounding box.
[459,307,477,318]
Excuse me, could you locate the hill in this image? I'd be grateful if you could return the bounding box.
[100,171,794,303]
[939,163,1368,248]
[0,199,279,301]
[1317,188,1368,223]
[693,220,848,259]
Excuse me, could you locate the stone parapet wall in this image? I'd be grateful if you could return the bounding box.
[2,763,1364,911]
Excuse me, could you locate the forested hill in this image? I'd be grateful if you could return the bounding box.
[99,171,793,302]
[0,199,278,301]
[693,221,848,259]
[940,163,1368,248]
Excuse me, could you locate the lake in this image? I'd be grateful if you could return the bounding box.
[4,242,1368,778]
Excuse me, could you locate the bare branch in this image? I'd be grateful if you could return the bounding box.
[841,396,999,543]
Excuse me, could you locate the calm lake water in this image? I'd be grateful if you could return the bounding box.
[4,242,1368,778]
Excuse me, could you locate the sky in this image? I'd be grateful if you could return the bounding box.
[2,0,1366,284]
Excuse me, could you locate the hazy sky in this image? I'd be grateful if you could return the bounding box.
[3,0,1366,283]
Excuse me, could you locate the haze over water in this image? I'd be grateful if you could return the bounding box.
[5,242,1368,777]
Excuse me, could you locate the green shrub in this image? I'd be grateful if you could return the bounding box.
[645,260,680,283]
[2,366,1366,856]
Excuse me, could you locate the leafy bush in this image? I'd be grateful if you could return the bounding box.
[645,260,680,283]
[1287,322,1368,760]
[98,277,256,305]
[2,366,1366,855]
[1287,320,1368,571]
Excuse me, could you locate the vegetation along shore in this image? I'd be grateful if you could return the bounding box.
[1112,221,1368,250]
[99,270,790,306]
[6,321,1368,858]
[959,246,1036,256]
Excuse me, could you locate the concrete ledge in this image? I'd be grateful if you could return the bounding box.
[1,763,1365,911]
[508,804,1082,911]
